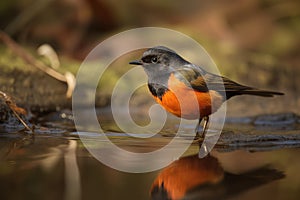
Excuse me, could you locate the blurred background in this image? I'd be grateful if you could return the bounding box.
[0,0,299,116]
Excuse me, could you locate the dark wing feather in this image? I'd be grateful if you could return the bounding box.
[205,74,283,98]
[173,66,283,99]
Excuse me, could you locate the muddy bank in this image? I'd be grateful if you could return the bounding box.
[0,67,110,114]
[0,68,69,111]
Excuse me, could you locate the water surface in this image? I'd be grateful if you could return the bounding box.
[0,111,300,200]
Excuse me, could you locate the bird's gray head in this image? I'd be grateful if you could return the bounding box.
[129,46,189,78]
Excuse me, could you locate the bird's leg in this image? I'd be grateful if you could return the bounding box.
[195,116,210,156]
[195,117,203,139]
[194,116,209,141]
[201,116,209,138]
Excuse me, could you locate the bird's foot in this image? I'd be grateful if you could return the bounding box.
[192,137,203,144]
[192,132,204,144]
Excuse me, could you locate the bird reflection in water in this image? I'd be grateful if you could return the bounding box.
[150,154,284,200]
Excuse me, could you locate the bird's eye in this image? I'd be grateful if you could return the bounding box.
[151,56,158,64]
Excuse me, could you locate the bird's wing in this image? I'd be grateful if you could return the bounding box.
[173,66,209,92]
[173,66,283,98]
[173,65,237,93]
[203,73,252,92]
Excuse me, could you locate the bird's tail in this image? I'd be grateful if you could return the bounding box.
[234,89,284,97]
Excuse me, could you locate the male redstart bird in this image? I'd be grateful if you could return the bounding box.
[129,46,283,140]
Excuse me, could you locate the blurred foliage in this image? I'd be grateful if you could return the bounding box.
[0,0,299,113]
[1,0,299,58]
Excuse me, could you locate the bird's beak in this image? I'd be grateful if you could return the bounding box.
[129,60,143,65]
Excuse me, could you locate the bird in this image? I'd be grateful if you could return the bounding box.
[150,154,284,200]
[129,46,283,141]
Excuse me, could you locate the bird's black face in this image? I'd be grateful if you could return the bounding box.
[129,46,188,79]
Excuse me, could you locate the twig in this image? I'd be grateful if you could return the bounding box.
[0,30,67,82]
[65,72,76,98]
[0,91,32,132]
[0,30,76,98]
[37,44,60,69]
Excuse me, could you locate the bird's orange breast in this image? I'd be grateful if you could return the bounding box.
[153,74,224,119]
